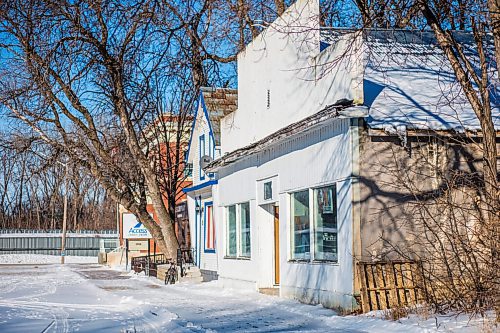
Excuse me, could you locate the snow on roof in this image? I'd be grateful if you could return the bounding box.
[322,29,499,132]
[364,30,499,132]
[200,87,238,146]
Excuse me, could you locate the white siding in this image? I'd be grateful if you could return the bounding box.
[216,119,355,309]
[220,0,363,154]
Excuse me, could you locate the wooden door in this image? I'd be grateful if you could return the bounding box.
[274,205,280,285]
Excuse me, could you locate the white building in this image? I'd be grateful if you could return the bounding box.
[184,88,238,281]
[202,0,365,310]
[201,0,500,312]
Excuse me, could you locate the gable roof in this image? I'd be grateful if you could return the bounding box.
[200,87,238,146]
[321,29,499,132]
[185,87,238,163]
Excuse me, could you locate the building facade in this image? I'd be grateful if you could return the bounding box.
[201,0,499,312]
[184,88,238,281]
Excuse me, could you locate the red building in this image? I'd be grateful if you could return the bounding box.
[118,113,192,259]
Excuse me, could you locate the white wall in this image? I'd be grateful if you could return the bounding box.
[216,118,355,309]
[220,0,363,154]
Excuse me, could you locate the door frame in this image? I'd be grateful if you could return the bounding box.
[273,205,280,286]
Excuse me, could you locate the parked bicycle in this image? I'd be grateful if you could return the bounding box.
[164,261,178,285]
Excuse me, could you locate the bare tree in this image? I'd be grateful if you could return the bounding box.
[0,136,116,230]
[0,1,183,256]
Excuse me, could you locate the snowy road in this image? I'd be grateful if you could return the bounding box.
[0,263,487,332]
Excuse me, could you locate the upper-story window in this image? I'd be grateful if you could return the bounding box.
[183,150,193,178]
[184,163,193,178]
[199,134,205,180]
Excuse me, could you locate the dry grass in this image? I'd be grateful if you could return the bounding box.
[383,305,410,321]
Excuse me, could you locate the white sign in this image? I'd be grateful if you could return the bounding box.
[123,213,152,239]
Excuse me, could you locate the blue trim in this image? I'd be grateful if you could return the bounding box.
[199,91,218,156]
[185,92,202,164]
[199,92,214,138]
[195,197,200,268]
[204,201,216,253]
[185,90,218,176]
[182,180,218,193]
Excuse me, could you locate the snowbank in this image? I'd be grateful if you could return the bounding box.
[0,253,97,264]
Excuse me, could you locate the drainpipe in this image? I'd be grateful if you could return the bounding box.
[350,118,362,311]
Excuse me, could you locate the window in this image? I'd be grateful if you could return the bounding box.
[239,202,251,257]
[226,205,237,257]
[313,185,337,261]
[225,202,251,258]
[208,136,215,179]
[184,163,193,177]
[205,204,215,252]
[199,134,205,180]
[290,185,338,263]
[264,181,272,200]
[291,190,310,260]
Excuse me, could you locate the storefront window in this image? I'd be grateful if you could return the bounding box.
[291,190,310,260]
[314,185,337,262]
[226,203,252,258]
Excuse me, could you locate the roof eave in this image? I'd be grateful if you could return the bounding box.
[205,105,368,173]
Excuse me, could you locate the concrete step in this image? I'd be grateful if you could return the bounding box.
[183,266,202,278]
[259,288,280,296]
[179,275,203,283]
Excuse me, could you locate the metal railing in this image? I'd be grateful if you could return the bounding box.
[131,254,169,277]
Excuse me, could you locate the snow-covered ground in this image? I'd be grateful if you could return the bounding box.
[0,255,495,332]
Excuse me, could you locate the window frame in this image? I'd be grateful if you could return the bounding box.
[199,134,205,181]
[289,183,339,264]
[226,204,237,258]
[239,202,251,258]
[312,184,338,263]
[225,202,252,259]
[204,202,216,253]
[290,189,311,261]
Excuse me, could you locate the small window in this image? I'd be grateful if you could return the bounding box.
[184,163,193,177]
[291,190,310,260]
[264,181,272,201]
[199,134,205,180]
[313,185,337,262]
[226,205,237,257]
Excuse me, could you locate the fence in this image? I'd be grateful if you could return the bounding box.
[357,261,426,313]
[0,230,119,257]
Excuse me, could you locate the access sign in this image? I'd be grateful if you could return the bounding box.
[123,213,152,239]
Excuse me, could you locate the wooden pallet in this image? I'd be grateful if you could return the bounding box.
[357,261,426,313]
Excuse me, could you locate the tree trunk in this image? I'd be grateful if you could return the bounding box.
[488,0,500,78]
[275,0,286,15]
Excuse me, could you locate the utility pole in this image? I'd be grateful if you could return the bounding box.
[61,162,68,264]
